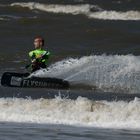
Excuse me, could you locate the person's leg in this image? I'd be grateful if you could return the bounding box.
[40,62,46,68]
[31,62,40,72]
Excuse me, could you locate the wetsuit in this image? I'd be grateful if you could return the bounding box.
[29,49,50,72]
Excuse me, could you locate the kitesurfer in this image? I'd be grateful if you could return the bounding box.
[28,36,51,72]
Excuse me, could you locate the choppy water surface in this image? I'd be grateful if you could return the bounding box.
[1,0,140,139]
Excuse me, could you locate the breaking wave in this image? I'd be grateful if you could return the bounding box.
[88,10,140,20]
[10,2,140,20]
[0,97,140,129]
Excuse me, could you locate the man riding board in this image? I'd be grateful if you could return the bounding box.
[28,36,50,72]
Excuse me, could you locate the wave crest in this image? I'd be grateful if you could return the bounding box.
[10,2,140,20]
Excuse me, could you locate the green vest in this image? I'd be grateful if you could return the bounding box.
[29,49,50,64]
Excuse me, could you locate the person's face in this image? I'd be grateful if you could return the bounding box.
[34,39,42,49]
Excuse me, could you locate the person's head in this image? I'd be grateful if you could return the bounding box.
[34,36,44,49]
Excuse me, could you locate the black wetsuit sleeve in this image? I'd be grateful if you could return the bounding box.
[42,51,50,60]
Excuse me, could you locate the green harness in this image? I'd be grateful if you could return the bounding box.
[29,49,50,64]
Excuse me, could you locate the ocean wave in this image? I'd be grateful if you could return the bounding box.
[32,54,140,93]
[0,15,20,21]
[0,97,140,129]
[0,18,6,21]
[0,14,37,21]
[10,2,140,20]
[0,4,7,7]
[88,10,140,20]
[10,2,95,15]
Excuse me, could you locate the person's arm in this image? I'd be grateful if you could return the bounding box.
[25,51,36,69]
[40,51,51,64]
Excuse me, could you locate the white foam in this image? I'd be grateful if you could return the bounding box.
[0,97,140,129]
[10,2,140,20]
[10,2,93,15]
[0,18,5,21]
[88,10,140,20]
[31,55,140,93]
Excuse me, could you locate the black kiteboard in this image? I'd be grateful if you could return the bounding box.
[1,72,69,89]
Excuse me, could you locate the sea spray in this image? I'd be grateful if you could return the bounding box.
[32,55,140,93]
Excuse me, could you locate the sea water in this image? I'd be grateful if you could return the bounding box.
[0,0,140,139]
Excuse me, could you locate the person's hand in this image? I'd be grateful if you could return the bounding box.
[31,59,36,63]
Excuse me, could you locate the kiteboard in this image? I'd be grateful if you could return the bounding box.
[1,72,69,89]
